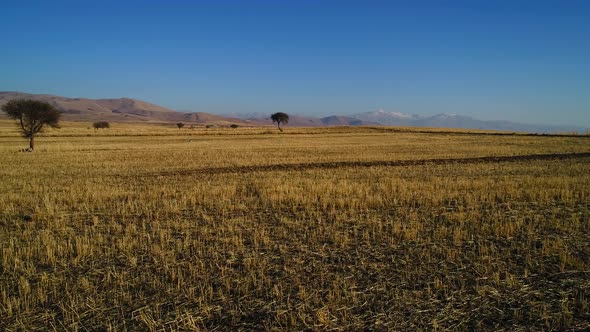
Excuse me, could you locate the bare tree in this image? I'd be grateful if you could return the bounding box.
[1,99,61,151]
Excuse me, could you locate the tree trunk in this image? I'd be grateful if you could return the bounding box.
[278,123,283,132]
[29,134,35,151]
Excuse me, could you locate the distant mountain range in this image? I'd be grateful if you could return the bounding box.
[229,109,585,133]
[0,92,585,133]
[350,110,585,133]
[0,92,248,125]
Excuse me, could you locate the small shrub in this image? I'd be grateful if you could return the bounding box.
[93,121,110,129]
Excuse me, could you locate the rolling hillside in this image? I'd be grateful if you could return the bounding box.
[1,92,585,133]
[0,92,247,125]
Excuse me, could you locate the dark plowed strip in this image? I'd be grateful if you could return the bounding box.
[149,152,590,177]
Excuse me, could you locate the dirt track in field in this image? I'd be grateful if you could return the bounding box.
[149,152,590,177]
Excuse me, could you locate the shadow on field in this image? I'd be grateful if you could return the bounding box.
[151,152,590,177]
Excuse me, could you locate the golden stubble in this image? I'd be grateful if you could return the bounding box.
[1,122,589,330]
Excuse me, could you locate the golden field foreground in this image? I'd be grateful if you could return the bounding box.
[1,121,589,331]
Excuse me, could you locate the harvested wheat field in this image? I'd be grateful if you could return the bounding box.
[1,122,589,331]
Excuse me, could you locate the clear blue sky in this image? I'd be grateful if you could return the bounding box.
[1,0,589,126]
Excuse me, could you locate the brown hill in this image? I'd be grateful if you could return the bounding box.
[0,92,248,125]
[0,92,376,128]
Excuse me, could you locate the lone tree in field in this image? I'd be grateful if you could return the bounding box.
[1,99,61,151]
[271,112,289,132]
[93,121,110,129]
[176,122,185,129]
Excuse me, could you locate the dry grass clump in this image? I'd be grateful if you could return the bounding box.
[0,123,589,330]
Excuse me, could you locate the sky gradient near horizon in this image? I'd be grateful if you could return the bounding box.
[1,0,589,126]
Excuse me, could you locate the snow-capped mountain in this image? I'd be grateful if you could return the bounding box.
[351,110,585,133]
[353,109,422,126]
